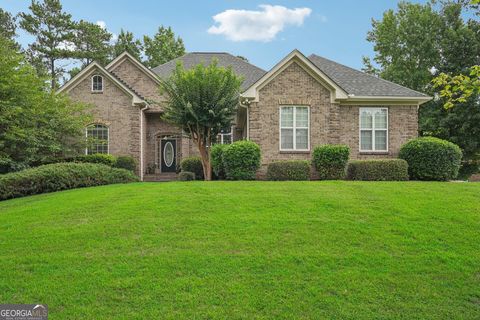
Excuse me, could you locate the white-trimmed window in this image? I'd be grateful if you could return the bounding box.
[86,124,109,154]
[91,75,103,92]
[217,126,233,144]
[280,106,309,151]
[359,107,388,152]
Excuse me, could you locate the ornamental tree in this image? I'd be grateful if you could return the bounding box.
[159,61,243,180]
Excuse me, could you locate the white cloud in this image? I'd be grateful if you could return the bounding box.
[96,20,107,30]
[208,5,312,42]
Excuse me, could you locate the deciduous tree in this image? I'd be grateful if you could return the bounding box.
[143,26,185,68]
[0,36,90,173]
[159,62,243,180]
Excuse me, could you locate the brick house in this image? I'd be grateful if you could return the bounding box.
[58,50,431,180]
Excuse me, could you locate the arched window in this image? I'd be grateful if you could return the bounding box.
[91,75,103,92]
[86,124,109,154]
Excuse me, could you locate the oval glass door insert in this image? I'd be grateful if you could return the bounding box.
[163,142,174,167]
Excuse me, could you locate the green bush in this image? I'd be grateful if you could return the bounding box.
[399,137,462,181]
[223,141,261,180]
[312,145,350,180]
[75,153,116,166]
[346,159,409,181]
[211,144,228,179]
[266,161,311,181]
[178,171,195,181]
[0,163,138,201]
[114,155,137,172]
[457,160,480,181]
[180,157,204,180]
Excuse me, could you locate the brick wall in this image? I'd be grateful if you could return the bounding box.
[249,60,418,176]
[68,68,141,174]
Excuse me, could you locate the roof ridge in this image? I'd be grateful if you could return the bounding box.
[308,54,428,97]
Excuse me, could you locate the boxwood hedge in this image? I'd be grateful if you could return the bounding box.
[312,145,350,180]
[399,137,462,181]
[223,141,261,180]
[0,163,138,201]
[267,161,311,181]
[346,159,409,181]
[180,157,204,180]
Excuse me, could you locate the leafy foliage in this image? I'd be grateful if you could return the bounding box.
[180,157,204,180]
[266,161,311,181]
[222,141,261,180]
[399,137,462,181]
[143,26,185,68]
[19,0,76,89]
[112,29,143,61]
[312,145,350,180]
[75,154,116,166]
[160,61,243,180]
[346,159,409,181]
[0,37,90,173]
[210,144,228,179]
[178,171,195,181]
[365,0,480,160]
[0,163,138,201]
[114,156,137,172]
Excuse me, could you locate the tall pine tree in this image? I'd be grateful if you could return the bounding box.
[73,20,112,67]
[19,0,76,89]
[112,29,143,61]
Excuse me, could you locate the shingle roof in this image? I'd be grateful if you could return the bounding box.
[308,54,428,97]
[151,52,266,90]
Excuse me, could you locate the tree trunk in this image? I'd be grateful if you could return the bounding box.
[50,59,55,90]
[197,142,212,181]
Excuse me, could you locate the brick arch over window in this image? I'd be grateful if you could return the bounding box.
[86,123,109,154]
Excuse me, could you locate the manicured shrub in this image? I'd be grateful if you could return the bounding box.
[346,159,409,181]
[0,163,138,201]
[211,144,228,179]
[180,157,204,180]
[114,155,137,172]
[266,161,311,181]
[223,140,261,180]
[312,144,350,180]
[399,137,462,181]
[75,153,116,166]
[178,171,195,181]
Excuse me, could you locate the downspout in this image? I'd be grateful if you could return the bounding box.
[139,104,149,181]
[246,106,250,140]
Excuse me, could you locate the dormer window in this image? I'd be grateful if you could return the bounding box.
[91,75,103,92]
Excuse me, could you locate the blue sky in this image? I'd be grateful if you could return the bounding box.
[1,0,428,71]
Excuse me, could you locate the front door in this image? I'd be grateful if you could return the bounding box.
[161,139,176,172]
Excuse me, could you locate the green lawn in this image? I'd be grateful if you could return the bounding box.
[0,181,479,319]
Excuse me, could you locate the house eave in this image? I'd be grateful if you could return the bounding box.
[337,95,432,106]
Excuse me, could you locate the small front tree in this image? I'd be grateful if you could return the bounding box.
[159,61,243,180]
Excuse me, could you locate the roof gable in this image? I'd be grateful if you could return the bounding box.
[56,62,145,106]
[106,51,161,85]
[242,50,349,103]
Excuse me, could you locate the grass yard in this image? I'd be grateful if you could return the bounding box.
[0,181,479,319]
